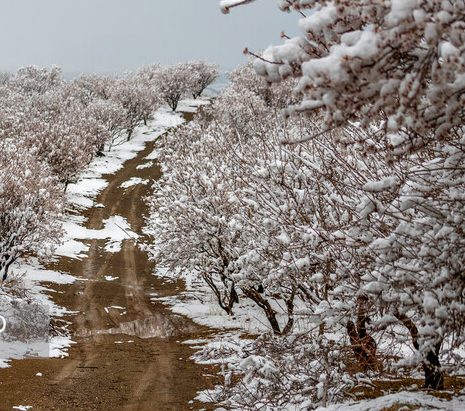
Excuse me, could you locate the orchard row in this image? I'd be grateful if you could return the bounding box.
[0,61,218,281]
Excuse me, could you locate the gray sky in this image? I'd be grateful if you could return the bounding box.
[0,0,298,75]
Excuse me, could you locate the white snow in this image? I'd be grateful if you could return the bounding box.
[316,391,465,411]
[220,0,253,14]
[20,260,76,285]
[363,176,399,192]
[301,30,379,87]
[136,161,154,170]
[386,0,419,25]
[55,239,89,260]
[299,4,337,35]
[145,149,161,161]
[120,177,149,189]
[62,215,138,254]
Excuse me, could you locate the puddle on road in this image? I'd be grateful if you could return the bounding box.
[76,312,196,339]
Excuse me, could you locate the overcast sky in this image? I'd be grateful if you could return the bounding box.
[0,1,297,75]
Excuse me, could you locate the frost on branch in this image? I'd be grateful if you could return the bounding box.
[227,1,465,146]
[220,0,257,14]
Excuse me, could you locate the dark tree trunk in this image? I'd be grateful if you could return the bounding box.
[395,312,444,390]
[96,143,105,157]
[423,347,444,389]
[203,273,237,315]
[2,264,8,281]
[346,297,378,371]
[281,293,295,335]
[243,288,282,335]
[2,254,17,281]
[346,321,377,370]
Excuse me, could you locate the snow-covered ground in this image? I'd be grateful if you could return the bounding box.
[152,267,465,410]
[0,106,184,368]
[150,267,465,410]
[315,391,465,411]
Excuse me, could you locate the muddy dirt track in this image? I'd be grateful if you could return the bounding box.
[0,116,216,411]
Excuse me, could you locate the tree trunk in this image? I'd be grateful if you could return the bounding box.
[203,273,237,315]
[96,143,105,157]
[346,321,377,370]
[2,254,17,281]
[242,288,282,335]
[423,347,444,389]
[347,297,378,371]
[281,291,295,335]
[395,312,444,389]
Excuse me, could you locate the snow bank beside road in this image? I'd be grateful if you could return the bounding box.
[67,108,184,210]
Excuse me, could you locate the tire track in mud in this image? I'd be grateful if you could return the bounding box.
[0,119,216,411]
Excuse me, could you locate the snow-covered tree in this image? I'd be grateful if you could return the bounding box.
[0,71,111,188]
[16,91,100,188]
[229,61,296,108]
[132,65,165,125]
[155,63,193,111]
[188,61,219,99]
[69,76,127,152]
[0,71,11,85]
[72,73,114,103]
[0,139,63,281]
[10,65,63,95]
[111,73,160,139]
[222,0,465,390]
[86,98,127,153]
[149,98,268,328]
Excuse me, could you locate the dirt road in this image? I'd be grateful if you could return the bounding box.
[0,118,216,411]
